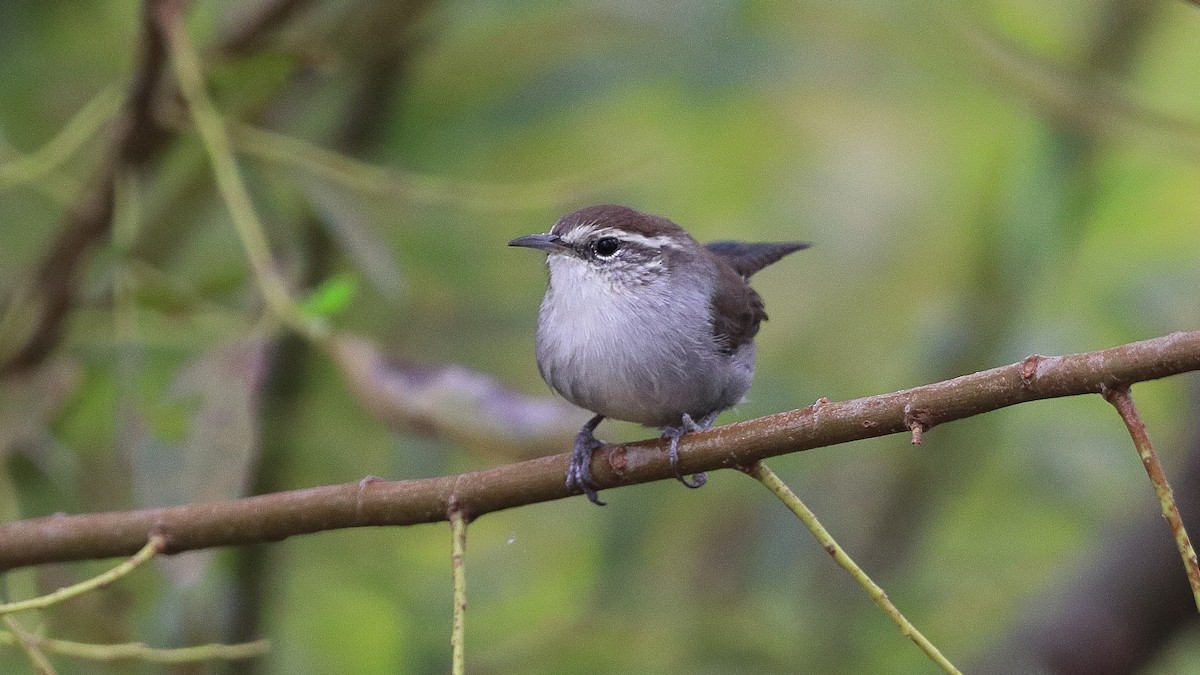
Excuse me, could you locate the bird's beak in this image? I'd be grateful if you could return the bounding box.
[508,233,569,253]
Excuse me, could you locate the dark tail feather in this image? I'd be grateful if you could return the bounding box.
[705,241,811,278]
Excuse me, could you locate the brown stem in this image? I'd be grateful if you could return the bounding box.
[449,499,468,675]
[0,330,1198,570]
[971,383,1200,674]
[219,0,318,55]
[1103,386,1200,611]
[0,0,323,377]
[227,12,422,651]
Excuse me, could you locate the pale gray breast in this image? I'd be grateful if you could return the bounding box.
[535,254,755,427]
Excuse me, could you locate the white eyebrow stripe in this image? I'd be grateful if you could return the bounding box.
[561,225,676,249]
[615,233,676,249]
[559,222,599,245]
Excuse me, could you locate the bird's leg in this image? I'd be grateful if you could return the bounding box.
[662,412,719,489]
[566,414,607,506]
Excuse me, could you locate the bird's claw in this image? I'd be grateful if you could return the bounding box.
[567,415,607,505]
[663,412,716,490]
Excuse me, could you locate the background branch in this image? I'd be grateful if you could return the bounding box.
[1106,386,1200,610]
[0,0,335,377]
[745,461,961,674]
[971,384,1200,674]
[3,615,56,675]
[0,0,170,376]
[0,632,270,665]
[8,2,1196,669]
[1,330,1197,571]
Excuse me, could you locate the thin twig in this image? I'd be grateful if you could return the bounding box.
[0,0,317,376]
[956,17,1200,163]
[743,462,961,674]
[0,632,269,663]
[220,0,318,54]
[160,7,326,343]
[449,501,468,675]
[232,123,653,212]
[1,331,1199,570]
[1104,386,1200,612]
[0,0,170,377]
[2,616,57,674]
[329,334,580,456]
[0,535,165,616]
[0,85,123,190]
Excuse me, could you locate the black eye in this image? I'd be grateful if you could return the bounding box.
[594,237,620,257]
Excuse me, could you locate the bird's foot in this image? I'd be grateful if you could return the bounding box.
[567,414,607,506]
[662,412,718,489]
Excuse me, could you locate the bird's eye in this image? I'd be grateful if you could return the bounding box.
[594,237,620,257]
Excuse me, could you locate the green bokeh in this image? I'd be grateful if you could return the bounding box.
[2,0,1199,673]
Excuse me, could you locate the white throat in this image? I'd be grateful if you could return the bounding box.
[534,251,750,427]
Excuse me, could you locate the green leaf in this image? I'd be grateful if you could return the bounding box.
[299,273,359,319]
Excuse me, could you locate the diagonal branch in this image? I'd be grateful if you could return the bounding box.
[0,330,1198,571]
[745,461,960,674]
[0,535,164,616]
[0,0,325,377]
[2,616,56,675]
[0,0,171,376]
[970,383,1200,673]
[219,0,318,55]
[1104,387,1200,610]
[160,1,326,342]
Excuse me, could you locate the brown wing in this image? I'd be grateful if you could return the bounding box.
[707,241,807,353]
[709,260,767,354]
[705,241,810,278]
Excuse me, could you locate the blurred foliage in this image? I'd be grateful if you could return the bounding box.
[2,0,1200,673]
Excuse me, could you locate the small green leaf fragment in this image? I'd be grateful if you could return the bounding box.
[299,273,359,318]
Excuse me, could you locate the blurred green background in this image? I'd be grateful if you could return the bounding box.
[2,0,1200,673]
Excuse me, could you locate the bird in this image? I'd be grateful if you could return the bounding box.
[509,205,808,505]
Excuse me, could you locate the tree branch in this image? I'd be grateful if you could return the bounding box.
[0,0,324,376]
[745,461,961,674]
[0,535,164,616]
[1104,387,1200,609]
[449,500,468,675]
[970,382,1200,674]
[218,0,318,55]
[0,0,172,377]
[1,330,1198,571]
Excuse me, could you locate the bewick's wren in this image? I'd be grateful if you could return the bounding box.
[510,205,808,505]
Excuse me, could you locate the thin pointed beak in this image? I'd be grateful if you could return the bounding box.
[508,233,568,253]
